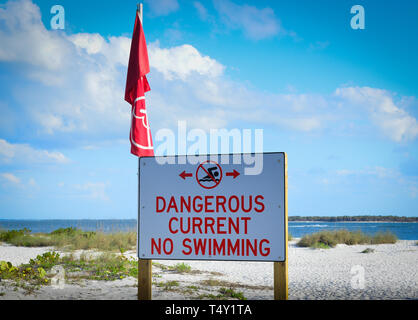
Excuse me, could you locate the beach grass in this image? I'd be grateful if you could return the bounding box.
[0,228,136,252]
[197,287,247,300]
[0,227,397,254]
[171,262,192,273]
[297,229,397,248]
[156,280,180,291]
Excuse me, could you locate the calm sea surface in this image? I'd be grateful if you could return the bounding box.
[0,219,417,240]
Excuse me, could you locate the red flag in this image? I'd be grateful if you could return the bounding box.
[125,12,154,157]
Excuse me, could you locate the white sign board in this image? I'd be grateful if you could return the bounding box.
[138,152,286,262]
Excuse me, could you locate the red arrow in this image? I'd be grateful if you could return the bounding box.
[179,171,193,180]
[226,170,240,179]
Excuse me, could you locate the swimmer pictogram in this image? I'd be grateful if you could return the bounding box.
[196,161,223,189]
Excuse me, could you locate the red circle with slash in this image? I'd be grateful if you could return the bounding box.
[196,161,223,189]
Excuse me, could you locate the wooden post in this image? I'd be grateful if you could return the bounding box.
[138,259,152,300]
[274,152,288,300]
[136,4,152,300]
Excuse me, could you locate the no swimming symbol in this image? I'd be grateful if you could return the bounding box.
[178,160,240,189]
[196,160,223,189]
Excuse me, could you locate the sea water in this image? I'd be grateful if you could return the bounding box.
[0,219,417,240]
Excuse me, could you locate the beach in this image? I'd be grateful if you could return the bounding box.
[0,239,417,300]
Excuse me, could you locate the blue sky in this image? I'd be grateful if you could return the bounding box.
[0,0,417,219]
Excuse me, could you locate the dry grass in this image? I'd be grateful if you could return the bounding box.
[0,228,136,252]
[297,229,397,248]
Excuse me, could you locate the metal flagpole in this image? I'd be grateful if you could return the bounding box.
[136,2,152,301]
[137,3,143,22]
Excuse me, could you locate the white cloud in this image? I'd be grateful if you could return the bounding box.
[70,33,106,55]
[1,173,21,184]
[0,1,132,135]
[1,0,417,145]
[213,0,282,40]
[0,1,227,136]
[335,87,418,142]
[193,1,209,21]
[69,33,131,67]
[308,41,330,51]
[144,0,179,16]
[0,139,69,164]
[410,185,418,198]
[336,166,398,179]
[277,117,322,132]
[148,42,225,81]
[28,178,37,187]
[74,182,109,201]
[0,0,73,72]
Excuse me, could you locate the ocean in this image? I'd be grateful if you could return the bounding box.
[288,221,418,240]
[0,219,417,240]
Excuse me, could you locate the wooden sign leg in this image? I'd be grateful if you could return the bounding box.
[274,152,288,300]
[274,261,288,300]
[138,259,152,300]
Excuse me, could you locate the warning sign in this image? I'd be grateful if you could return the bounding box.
[138,152,286,262]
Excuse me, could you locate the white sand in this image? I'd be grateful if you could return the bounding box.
[0,240,417,300]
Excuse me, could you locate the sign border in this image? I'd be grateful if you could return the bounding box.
[138,152,287,263]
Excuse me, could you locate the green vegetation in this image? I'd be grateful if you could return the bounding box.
[219,287,247,300]
[0,228,31,242]
[199,279,271,292]
[61,251,139,281]
[0,250,139,293]
[0,252,60,292]
[289,215,418,222]
[297,230,397,248]
[311,242,332,249]
[153,262,195,274]
[200,279,228,287]
[0,228,136,252]
[198,287,246,300]
[171,262,192,273]
[50,227,96,238]
[156,280,180,291]
[361,248,375,254]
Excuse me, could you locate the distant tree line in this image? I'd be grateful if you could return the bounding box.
[289,216,418,222]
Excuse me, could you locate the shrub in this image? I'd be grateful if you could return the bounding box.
[0,228,31,242]
[297,229,397,248]
[172,263,191,273]
[219,287,247,300]
[0,227,136,252]
[361,248,375,254]
[50,227,96,240]
[0,252,60,288]
[29,252,60,269]
[8,235,54,247]
[297,231,337,248]
[370,231,397,244]
[50,227,79,236]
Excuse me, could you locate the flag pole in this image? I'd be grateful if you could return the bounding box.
[137,3,143,22]
[136,2,152,301]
